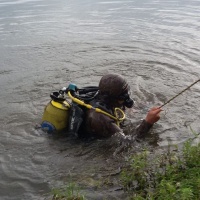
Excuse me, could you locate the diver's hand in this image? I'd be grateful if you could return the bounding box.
[145,107,162,125]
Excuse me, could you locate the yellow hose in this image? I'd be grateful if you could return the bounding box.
[67,91,125,126]
[114,107,126,126]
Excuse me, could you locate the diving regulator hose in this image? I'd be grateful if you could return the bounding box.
[67,91,125,126]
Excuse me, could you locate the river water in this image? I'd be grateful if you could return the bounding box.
[0,0,200,199]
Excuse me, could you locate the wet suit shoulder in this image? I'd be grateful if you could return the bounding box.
[84,101,121,138]
[84,100,153,139]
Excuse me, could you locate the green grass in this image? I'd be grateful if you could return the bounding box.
[120,139,200,200]
[51,182,86,200]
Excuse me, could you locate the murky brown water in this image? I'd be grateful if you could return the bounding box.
[0,0,200,199]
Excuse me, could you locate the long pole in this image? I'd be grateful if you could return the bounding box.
[159,78,200,108]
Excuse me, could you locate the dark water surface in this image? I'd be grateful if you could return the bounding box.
[0,0,200,199]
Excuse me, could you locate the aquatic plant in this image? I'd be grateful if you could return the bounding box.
[120,139,200,200]
[51,182,86,200]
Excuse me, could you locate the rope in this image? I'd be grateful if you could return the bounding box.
[159,78,200,108]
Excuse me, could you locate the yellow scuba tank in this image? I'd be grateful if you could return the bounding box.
[41,91,71,132]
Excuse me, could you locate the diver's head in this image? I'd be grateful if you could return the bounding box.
[99,73,134,108]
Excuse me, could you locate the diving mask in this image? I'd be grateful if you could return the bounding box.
[118,89,134,108]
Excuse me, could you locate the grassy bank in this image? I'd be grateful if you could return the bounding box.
[121,139,200,200]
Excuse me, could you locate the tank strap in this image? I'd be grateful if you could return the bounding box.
[91,101,113,115]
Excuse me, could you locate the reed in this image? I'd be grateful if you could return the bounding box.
[51,182,86,200]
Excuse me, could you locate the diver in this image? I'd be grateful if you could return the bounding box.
[42,73,162,140]
[78,73,162,140]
